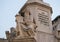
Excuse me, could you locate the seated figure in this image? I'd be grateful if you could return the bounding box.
[20,19,37,37]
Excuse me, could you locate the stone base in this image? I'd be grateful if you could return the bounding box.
[36,31,54,42]
[9,37,36,42]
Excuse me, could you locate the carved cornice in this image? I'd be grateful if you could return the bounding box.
[19,1,53,14]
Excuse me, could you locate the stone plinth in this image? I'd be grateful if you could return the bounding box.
[10,37,36,42]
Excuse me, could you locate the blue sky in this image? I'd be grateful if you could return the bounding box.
[0,0,60,38]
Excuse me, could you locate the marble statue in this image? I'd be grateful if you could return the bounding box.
[20,10,37,37]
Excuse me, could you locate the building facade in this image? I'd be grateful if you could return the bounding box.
[52,15,60,42]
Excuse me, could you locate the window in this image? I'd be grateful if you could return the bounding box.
[21,12,25,17]
[53,27,55,30]
[58,31,60,35]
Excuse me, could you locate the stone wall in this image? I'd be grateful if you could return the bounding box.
[36,31,54,42]
[0,38,8,42]
[10,37,36,42]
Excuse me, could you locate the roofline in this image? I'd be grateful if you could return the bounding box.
[0,38,7,40]
[52,15,60,22]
